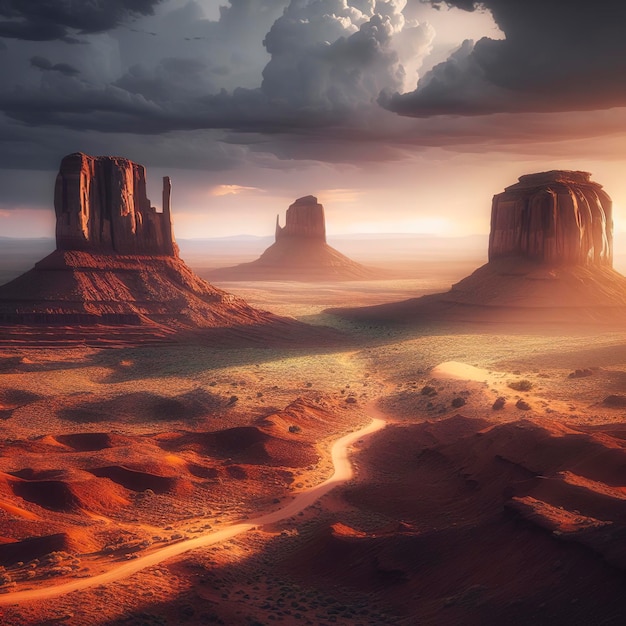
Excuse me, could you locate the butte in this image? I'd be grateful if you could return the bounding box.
[0,153,310,346]
[328,170,626,326]
[208,195,384,281]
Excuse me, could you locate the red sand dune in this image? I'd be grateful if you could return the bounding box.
[88,466,189,494]
[276,414,626,624]
[54,432,133,452]
[0,533,74,566]
[9,471,130,513]
[159,425,318,468]
[0,388,40,419]
[59,389,223,424]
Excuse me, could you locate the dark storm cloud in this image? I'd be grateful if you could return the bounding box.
[387,0,626,115]
[218,0,288,29]
[0,0,165,42]
[0,0,622,175]
[30,55,80,76]
[115,57,209,102]
[0,1,430,136]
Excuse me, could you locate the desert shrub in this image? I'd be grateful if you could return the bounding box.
[569,369,593,379]
[451,397,466,408]
[288,425,301,433]
[492,397,506,410]
[508,379,533,392]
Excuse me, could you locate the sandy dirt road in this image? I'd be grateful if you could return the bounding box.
[0,417,386,605]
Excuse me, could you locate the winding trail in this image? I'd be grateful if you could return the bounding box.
[0,417,386,605]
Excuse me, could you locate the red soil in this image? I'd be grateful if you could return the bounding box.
[0,533,74,566]
[54,433,132,452]
[157,425,319,468]
[277,414,626,624]
[88,466,189,495]
[0,250,341,347]
[9,472,130,513]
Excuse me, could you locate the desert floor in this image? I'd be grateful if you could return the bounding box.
[1,260,626,624]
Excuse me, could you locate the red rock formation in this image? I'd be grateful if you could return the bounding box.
[489,170,613,267]
[276,195,326,242]
[328,170,626,326]
[0,153,332,344]
[210,195,385,281]
[54,152,176,256]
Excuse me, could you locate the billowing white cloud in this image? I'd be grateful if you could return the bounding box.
[0,1,435,136]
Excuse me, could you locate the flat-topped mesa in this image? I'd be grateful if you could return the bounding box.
[54,152,177,256]
[488,170,613,267]
[275,195,326,242]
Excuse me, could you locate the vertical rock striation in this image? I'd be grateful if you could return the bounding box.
[489,170,613,267]
[276,195,326,242]
[54,152,176,256]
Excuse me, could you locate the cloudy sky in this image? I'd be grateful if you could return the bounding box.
[1,0,626,239]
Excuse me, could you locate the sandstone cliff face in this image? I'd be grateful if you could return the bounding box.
[55,152,176,256]
[489,170,613,267]
[276,195,326,242]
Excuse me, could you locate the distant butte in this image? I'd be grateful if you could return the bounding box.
[209,195,385,281]
[0,153,315,345]
[328,170,626,325]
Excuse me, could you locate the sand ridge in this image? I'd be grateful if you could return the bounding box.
[0,417,385,606]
